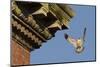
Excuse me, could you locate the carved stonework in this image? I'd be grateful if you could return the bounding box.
[11,0,75,51]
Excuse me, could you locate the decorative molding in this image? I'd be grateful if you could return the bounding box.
[11,1,75,51]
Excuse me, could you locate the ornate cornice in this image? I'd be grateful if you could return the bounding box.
[11,1,75,51]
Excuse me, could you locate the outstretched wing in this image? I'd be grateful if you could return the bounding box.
[64,33,77,47]
[64,33,68,39]
[83,27,87,42]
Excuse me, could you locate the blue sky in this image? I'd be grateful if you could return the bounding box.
[30,4,96,64]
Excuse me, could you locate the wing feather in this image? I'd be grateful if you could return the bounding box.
[64,33,77,47]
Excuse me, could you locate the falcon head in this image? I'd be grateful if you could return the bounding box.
[75,46,84,54]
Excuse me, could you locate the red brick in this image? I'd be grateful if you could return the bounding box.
[11,40,30,65]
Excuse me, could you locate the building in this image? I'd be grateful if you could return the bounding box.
[11,0,75,66]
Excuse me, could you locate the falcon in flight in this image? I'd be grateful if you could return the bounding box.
[64,28,86,54]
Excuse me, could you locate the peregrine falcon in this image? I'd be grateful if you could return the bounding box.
[64,28,86,54]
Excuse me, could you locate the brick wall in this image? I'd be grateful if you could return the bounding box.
[11,40,30,65]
